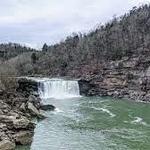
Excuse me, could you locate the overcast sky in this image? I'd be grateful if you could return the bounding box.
[0,0,149,48]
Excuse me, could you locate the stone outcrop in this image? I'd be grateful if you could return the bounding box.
[0,140,15,150]
[0,97,35,150]
[13,131,33,145]
[17,78,38,97]
[40,104,55,111]
[0,89,55,150]
[78,55,150,102]
[27,102,45,119]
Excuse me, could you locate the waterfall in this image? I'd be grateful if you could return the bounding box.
[37,78,81,99]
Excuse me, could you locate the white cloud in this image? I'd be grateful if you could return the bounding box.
[0,0,149,48]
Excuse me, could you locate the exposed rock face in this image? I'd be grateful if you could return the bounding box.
[0,89,55,150]
[13,131,33,145]
[17,78,38,97]
[78,56,150,102]
[13,118,31,129]
[0,140,16,150]
[0,98,35,150]
[27,102,45,119]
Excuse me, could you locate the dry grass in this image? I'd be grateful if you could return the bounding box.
[0,52,34,91]
[0,61,18,91]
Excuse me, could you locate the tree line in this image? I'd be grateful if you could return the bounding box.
[1,4,150,76]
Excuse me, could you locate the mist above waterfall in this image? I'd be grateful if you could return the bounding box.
[37,78,81,99]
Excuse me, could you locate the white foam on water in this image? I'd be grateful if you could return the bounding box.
[103,128,147,140]
[51,108,65,115]
[124,116,148,126]
[131,117,147,126]
[92,107,116,117]
[55,108,64,113]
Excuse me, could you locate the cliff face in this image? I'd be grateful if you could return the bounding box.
[78,53,150,102]
[0,91,36,150]
[0,84,55,150]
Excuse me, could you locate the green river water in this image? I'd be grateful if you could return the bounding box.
[16,97,150,150]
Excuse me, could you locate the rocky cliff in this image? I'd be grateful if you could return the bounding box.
[0,82,55,150]
[78,54,150,102]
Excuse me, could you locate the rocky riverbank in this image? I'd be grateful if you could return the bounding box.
[78,55,150,102]
[0,88,55,150]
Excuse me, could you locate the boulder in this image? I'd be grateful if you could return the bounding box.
[123,60,137,68]
[0,90,39,149]
[17,78,38,94]
[103,78,124,87]
[13,118,30,129]
[27,102,39,115]
[29,95,38,103]
[78,79,92,95]
[27,102,44,118]
[40,104,55,111]
[19,103,26,112]
[28,95,41,109]
[0,140,15,150]
[13,131,33,145]
[145,66,150,77]
[32,91,39,97]
[0,80,5,91]
[0,115,14,124]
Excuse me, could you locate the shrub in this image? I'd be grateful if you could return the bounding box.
[0,61,18,91]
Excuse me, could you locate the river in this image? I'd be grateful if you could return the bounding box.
[16,96,150,150]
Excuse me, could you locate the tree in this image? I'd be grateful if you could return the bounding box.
[31,52,37,64]
[42,43,48,52]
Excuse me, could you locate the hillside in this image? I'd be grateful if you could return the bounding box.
[1,5,150,76]
[32,4,150,76]
[0,43,34,61]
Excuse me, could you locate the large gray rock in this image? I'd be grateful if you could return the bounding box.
[123,60,138,68]
[78,79,92,96]
[146,66,150,77]
[28,95,41,109]
[27,102,45,118]
[29,95,38,103]
[0,140,15,150]
[13,118,30,129]
[13,131,33,145]
[19,103,26,112]
[27,102,40,115]
[0,80,5,91]
[40,104,55,111]
[0,91,38,149]
[0,115,14,124]
[17,78,38,95]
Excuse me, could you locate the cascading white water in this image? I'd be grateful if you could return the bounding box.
[37,78,81,99]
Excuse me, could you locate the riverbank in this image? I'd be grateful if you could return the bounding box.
[0,89,55,150]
